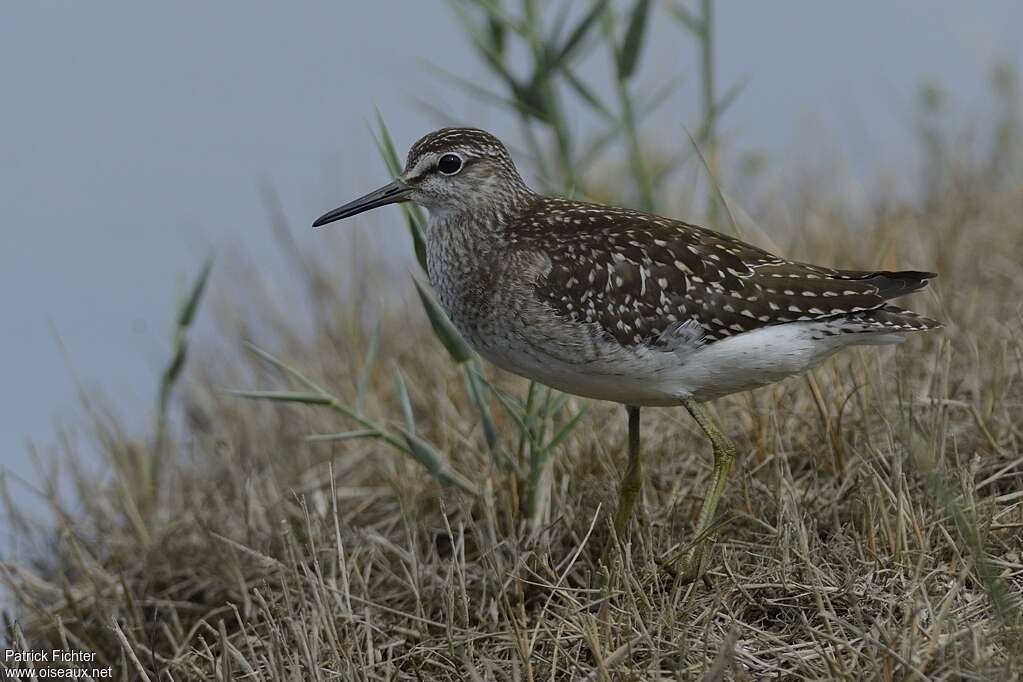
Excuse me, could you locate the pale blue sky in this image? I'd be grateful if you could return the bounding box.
[1,2,1020,514]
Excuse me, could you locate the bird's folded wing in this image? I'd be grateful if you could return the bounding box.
[522,198,933,348]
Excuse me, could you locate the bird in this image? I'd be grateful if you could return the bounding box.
[313,127,941,582]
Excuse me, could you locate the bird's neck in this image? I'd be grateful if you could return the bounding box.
[427,192,535,254]
[424,195,533,303]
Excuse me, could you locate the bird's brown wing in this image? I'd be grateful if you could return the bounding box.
[518,197,934,348]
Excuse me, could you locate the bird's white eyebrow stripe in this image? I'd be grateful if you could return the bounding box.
[403,152,438,182]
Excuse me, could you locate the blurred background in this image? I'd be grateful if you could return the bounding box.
[2,1,1021,513]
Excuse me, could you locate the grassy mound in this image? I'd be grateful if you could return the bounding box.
[4,160,1022,679]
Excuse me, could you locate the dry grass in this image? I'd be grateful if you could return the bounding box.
[4,138,1023,679]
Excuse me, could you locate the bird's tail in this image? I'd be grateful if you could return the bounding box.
[839,269,937,300]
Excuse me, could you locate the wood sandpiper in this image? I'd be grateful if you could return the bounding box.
[313,127,941,582]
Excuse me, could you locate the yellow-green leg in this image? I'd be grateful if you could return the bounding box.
[678,398,736,583]
[612,405,643,540]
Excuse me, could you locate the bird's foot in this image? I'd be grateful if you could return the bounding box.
[677,546,706,585]
[659,542,713,588]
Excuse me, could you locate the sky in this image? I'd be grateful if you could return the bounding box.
[1,1,1021,520]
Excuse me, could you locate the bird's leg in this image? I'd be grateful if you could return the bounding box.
[612,405,643,541]
[677,398,736,583]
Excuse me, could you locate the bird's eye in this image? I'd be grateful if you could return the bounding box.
[437,154,463,175]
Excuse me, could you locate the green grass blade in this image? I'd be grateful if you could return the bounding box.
[638,75,685,116]
[523,380,545,424]
[160,352,185,402]
[398,428,477,495]
[664,0,703,34]
[713,75,749,119]
[373,109,404,178]
[153,257,213,498]
[446,0,520,88]
[524,384,551,517]
[555,0,607,66]
[484,380,533,441]
[562,67,614,121]
[618,0,651,80]
[243,341,326,394]
[230,385,412,453]
[412,278,475,363]
[177,257,213,328]
[422,62,549,121]
[543,390,573,418]
[305,430,381,443]
[486,10,506,57]
[512,73,553,123]
[160,259,213,402]
[393,366,416,435]
[466,0,525,39]
[577,75,681,168]
[540,406,586,455]
[470,366,524,411]
[226,390,333,406]
[463,362,501,457]
[683,126,743,239]
[545,0,574,50]
[355,320,382,413]
[373,112,429,271]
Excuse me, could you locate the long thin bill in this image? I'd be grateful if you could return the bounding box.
[312,180,411,228]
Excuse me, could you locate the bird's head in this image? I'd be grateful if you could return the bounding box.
[313,127,531,228]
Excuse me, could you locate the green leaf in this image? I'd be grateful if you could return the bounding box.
[412,278,475,363]
[618,0,652,80]
[226,390,333,406]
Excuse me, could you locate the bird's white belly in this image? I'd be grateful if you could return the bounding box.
[476,321,901,405]
[477,340,687,406]
[663,322,886,401]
